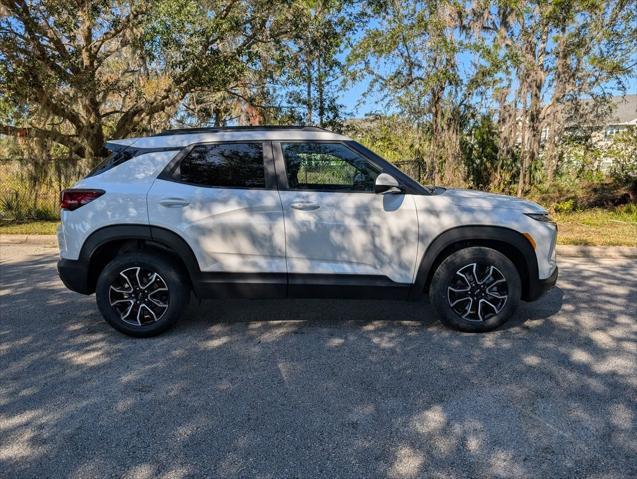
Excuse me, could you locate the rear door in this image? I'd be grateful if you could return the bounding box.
[147,141,286,278]
[274,141,419,286]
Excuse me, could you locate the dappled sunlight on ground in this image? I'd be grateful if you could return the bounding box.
[0,244,635,478]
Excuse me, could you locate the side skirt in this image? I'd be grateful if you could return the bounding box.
[194,273,287,299]
[193,273,411,300]
[288,274,410,300]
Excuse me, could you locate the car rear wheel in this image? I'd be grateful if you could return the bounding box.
[95,251,189,337]
[429,247,521,332]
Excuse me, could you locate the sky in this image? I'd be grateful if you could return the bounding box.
[338,71,637,119]
[336,20,637,119]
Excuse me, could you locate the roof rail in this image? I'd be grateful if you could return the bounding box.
[154,125,330,136]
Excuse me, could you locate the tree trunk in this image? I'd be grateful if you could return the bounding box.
[524,78,542,193]
[306,59,313,125]
[545,33,569,183]
[84,125,106,168]
[430,87,442,184]
[317,54,324,127]
[544,107,562,184]
[516,83,529,197]
[496,84,517,191]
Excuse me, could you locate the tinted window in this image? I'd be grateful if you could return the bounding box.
[86,147,134,177]
[177,143,265,188]
[282,142,379,192]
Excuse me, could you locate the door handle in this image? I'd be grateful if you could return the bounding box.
[159,197,190,208]
[290,202,320,211]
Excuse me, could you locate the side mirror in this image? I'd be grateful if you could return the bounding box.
[375,173,403,194]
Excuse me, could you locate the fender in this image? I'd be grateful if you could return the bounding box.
[79,224,201,291]
[79,224,152,263]
[411,225,539,300]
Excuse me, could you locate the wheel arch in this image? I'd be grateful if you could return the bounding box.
[414,225,538,301]
[80,225,200,294]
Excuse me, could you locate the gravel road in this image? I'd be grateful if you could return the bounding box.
[1,243,635,478]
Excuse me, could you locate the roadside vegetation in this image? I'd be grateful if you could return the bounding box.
[0,221,59,235]
[554,205,637,246]
[0,1,635,245]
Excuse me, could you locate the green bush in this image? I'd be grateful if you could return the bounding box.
[0,160,64,222]
[554,199,576,213]
[0,191,25,220]
[0,186,59,221]
[0,189,59,221]
[31,206,59,221]
[606,129,637,182]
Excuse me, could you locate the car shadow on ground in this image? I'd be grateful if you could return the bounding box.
[1,249,635,478]
[180,285,564,331]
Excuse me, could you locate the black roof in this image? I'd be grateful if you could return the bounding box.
[155,125,330,136]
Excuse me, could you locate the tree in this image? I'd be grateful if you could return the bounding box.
[470,0,637,194]
[349,0,469,185]
[277,0,353,128]
[174,0,353,129]
[0,0,294,164]
[461,114,500,189]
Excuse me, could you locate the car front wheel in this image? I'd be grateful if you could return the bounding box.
[429,246,521,332]
[95,251,189,337]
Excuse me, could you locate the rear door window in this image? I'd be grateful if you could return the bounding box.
[173,143,265,188]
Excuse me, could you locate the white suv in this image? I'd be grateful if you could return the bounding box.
[57,126,558,337]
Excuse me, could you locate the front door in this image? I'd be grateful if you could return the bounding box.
[274,141,418,285]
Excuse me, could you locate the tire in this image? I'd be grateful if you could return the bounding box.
[429,247,521,332]
[95,251,190,337]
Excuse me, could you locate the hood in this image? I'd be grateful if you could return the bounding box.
[440,188,546,213]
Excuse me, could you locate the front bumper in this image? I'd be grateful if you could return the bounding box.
[525,266,558,302]
[57,258,93,295]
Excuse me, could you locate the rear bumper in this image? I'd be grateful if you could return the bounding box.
[57,258,93,295]
[525,266,558,302]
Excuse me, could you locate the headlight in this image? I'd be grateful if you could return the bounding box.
[525,213,555,224]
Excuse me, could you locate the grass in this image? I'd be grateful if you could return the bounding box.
[553,205,637,246]
[1,206,636,246]
[0,221,59,235]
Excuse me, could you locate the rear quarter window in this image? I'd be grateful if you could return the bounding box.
[86,147,134,177]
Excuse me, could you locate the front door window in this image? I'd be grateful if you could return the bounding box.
[281,142,379,192]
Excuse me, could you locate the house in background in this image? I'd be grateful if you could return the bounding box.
[597,94,637,139]
[561,94,637,143]
[587,95,637,172]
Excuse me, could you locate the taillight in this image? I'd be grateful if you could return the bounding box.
[60,189,105,211]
